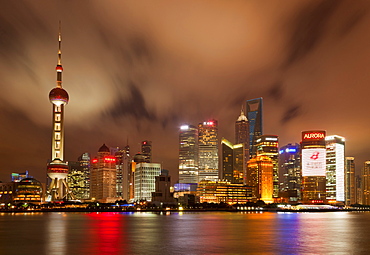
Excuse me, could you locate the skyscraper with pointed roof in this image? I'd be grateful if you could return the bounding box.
[90,144,117,202]
[235,108,249,184]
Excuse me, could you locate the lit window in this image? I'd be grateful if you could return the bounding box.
[55,151,60,158]
[55,114,61,121]
[55,105,62,112]
[55,142,60,149]
[55,132,61,140]
[55,123,61,131]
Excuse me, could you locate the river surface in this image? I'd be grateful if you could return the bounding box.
[0,211,369,254]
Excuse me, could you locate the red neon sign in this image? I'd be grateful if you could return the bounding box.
[92,159,98,164]
[104,156,116,163]
[302,131,325,140]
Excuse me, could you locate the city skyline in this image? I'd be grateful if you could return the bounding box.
[1,1,370,182]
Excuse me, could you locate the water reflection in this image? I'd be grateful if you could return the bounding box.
[46,213,67,255]
[1,211,370,254]
[85,212,127,255]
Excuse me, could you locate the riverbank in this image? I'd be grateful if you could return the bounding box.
[1,207,370,213]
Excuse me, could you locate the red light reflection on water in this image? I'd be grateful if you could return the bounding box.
[84,212,128,255]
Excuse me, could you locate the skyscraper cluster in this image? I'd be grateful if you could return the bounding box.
[177,98,361,205]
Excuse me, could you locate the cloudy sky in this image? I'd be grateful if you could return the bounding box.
[1,0,370,182]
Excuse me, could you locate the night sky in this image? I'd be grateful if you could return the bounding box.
[1,0,370,182]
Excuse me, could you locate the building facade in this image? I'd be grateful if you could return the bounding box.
[278,143,301,202]
[198,120,219,181]
[67,161,88,200]
[301,130,326,203]
[235,108,249,174]
[345,157,356,205]
[197,180,252,204]
[134,163,161,201]
[141,140,152,163]
[151,175,175,206]
[246,98,263,158]
[256,135,279,198]
[179,125,199,183]
[0,178,44,204]
[90,144,117,202]
[362,161,370,205]
[221,138,244,184]
[325,135,345,203]
[247,155,274,203]
[115,145,132,201]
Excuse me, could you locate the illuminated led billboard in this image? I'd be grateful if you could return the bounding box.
[302,148,326,176]
[302,130,326,141]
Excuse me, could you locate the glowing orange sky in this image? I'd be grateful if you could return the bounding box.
[1,0,370,181]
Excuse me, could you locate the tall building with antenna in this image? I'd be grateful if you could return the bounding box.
[46,24,75,201]
[235,107,249,184]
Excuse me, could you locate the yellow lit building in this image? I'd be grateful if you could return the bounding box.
[247,155,273,203]
[362,161,370,205]
[221,138,244,184]
[197,180,252,204]
[0,178,44,204]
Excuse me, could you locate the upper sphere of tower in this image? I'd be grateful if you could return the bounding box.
[49,87,69,106]
[98,143,110,153]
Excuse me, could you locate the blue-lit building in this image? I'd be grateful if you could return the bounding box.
[11,171,32,182]
[278,143,301,202]
[246,98,263,158]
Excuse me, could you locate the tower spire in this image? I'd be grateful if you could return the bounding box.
[237,105,248,122]
[56,21,63,88]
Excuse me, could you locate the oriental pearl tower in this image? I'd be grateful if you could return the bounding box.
[46,24,75,201]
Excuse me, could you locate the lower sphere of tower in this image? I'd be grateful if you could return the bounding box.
[47,161,68,179]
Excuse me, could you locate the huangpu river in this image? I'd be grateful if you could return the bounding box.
[1,211,370,254]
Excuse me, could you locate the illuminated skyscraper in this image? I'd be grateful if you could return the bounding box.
[246,155,273,203]
[67,153,91,200]
[90,144,117,202]
[198,120,219,181]
[115,145,131,200]
[256,135,279,198]
[278,143,301,202]
[325,135,345,203]
[134,163,161,201]
[246,98,263,158]
[221,138,244,184]
[235,108,249,182]
[115,148,124,198]
[78,152,91,199]
[362,161,370,205]
[141,140,152,162]
[179,125,199,183]
[356,175,362,204]
[46,25,75,201]
[345,157,356,205]
[301,130,326,203]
